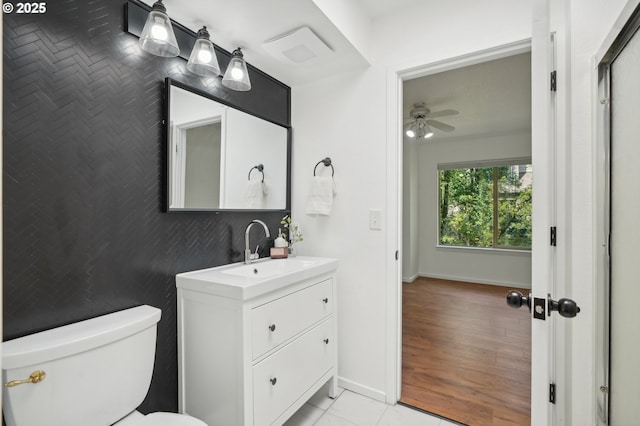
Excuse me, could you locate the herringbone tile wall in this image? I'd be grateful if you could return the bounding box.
[3,1,290,413]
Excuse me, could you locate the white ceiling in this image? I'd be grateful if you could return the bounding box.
[354,0,423,19]
[403,53,532,142]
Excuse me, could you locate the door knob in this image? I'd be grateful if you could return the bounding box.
[548,297,581,318]
[506,290,531,312]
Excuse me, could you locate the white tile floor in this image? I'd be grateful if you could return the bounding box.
[283,384,462,426]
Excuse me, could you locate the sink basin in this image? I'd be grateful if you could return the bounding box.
[221,258,319,278]
[176,256,338,301]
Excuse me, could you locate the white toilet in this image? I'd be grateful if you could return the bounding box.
[2,305,207,426]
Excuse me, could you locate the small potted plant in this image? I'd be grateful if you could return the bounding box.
[280,215,303,256]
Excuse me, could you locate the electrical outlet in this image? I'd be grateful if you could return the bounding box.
[369,209,382,230]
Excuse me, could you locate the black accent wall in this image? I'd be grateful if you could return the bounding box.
[3,0,290,413]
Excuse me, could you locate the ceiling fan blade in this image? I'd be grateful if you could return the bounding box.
[425,109,459,119]
[427,119,455,132]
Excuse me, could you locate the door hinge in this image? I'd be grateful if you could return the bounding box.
[549,383,556,404]
[550,226,557,246]
[550,71,557,91]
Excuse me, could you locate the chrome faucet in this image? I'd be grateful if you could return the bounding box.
[244,219,271,264]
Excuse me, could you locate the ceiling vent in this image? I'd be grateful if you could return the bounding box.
[262,27,333,65]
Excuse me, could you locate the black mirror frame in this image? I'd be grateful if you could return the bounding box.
[163,78,292,213]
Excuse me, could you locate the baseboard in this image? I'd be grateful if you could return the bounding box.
[338,377,387,403]
[417,273,531,289]
[402,273,419,283]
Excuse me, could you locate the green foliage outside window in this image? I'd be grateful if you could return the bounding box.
[439,164,532,249]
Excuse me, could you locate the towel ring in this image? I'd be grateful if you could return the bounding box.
[248,164,264,182]
[313,157,334,177]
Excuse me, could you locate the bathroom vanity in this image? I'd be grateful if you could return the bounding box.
[176,256,338,426]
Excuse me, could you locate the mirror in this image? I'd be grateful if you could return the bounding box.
[165,79,290,211]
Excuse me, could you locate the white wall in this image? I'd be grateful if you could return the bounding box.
[292,0,532,401]
[292,66,389,398]
[222,108,288,209]
[401,141,419,281]
[415,132,532,288]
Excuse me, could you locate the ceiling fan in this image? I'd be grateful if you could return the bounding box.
[404,102,459,139]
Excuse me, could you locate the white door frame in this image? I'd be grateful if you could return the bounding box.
[384,37,532,397]
[384,24,559,426]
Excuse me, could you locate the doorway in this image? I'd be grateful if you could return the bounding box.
[399,52,532,425]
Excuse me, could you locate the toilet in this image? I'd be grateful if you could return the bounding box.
[2,305,207,426]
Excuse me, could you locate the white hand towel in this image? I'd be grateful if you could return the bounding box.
[305,176,336,215]
[245,181,267,208]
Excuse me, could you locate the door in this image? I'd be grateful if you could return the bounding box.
[513,1,579,424]
[529,2,557,424]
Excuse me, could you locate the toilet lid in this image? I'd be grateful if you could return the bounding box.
[136,412,207,426]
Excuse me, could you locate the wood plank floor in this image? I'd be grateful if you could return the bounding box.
[400,277,531,426]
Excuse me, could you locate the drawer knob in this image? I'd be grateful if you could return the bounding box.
[268,324,276,332]
[270,377,277,386]
[322,298,329,303]
[324,338,329,344]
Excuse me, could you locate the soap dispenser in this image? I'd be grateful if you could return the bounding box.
[271,228,289,258]
[274,229,288,247]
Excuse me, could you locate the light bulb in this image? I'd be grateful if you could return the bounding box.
[231,66,244,80]
[197,49,212,63]
[150,17,168,40]
[406,129,415,138]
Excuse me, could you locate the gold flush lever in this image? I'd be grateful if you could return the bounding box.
[5,370,46,387]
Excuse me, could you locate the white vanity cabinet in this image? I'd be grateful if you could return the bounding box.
[176,257,338,426]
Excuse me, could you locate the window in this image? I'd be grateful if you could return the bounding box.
[438,161,532,249]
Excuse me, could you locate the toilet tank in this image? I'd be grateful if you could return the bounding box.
[2,305,162,426]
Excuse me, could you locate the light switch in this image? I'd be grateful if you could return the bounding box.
[369,209,382,230]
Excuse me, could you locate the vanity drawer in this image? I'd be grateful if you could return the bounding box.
[252,318,333,426]
[251,278,333,359]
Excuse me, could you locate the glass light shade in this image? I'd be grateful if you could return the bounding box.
[187,27,221,77]
[138,1,179,57]
[422,126,434,139]
[222,48,251,91]
[405,123,416,138]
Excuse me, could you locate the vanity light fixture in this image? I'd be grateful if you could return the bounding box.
[187,26,221,77]
[138,0,180,57]
[222,48,252,91]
